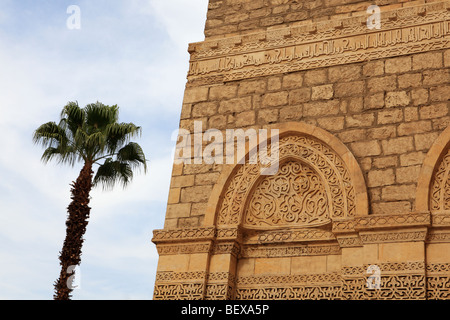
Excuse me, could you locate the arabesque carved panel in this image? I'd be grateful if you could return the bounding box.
[245,161,331,228]
[430,147,450,213]
[217,135,356,227]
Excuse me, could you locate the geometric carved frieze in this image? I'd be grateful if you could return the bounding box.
[153,283,204,300]
[153,264,450,300]
[431,213,450,227]
[236,273,341,287]
[426,229,450,243]
[342,275,427,300]
[333,213,431,234]
[157,242,212,256]
[240,243,341,259]
[426,277,450,300]
[359,228,428,244]
[426,263,450,300]
[187,2,450,85]
[157,241,240,256]
[232,261,432,300]
[336,233,363,248]
[211,242,241,257]
[244,228,336,244]
[152,226,216,244]
[355,212,431,231]
[235,283,342,300]
[235,273,342,300]
[342,261,426,278]
[156,271,207,283]
[154,271,237,300]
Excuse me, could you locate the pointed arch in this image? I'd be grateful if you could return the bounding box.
[203,122,368,227]
[416,126,450,213]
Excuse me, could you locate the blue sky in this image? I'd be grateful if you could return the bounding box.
[0,0,208,299]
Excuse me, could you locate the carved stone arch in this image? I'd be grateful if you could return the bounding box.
[416,126,450,213]
[203,122,368,228]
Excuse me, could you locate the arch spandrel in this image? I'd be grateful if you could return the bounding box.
[203,122,368,229]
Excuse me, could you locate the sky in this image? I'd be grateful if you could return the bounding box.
[0,0,208,299]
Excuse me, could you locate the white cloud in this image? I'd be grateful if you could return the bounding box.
[0,0,208,299]
[130,0,208,48]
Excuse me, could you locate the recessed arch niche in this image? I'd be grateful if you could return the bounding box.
[204,122,369,230]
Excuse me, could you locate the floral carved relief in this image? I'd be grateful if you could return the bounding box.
[245,161,331,228]
[217,135,356,228]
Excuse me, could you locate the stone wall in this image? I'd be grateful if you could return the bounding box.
[205,0,432,39]
[152,0,450,300]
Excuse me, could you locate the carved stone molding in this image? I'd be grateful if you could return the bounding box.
[157,242,212,255]
[342,261,425,277]
[244,228,336,245]
[426,229,450,243]
[359,228,428,244]
[152,226,216,244]
[211,242,241,257]
[356,213,431,230]
[153,263,450,300]
[336,233,363,248]
[432,213,450,227]
[187,2,450,85]
[240,243,341,258]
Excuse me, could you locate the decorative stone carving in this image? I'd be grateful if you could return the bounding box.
[245,161,331,229]
[430,147,450,213]
[217,134,357,227]
[187,2,450,85]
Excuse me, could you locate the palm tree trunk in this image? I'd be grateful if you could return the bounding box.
[54,161,93,300]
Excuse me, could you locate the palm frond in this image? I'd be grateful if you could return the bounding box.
[33,122,68,148]
[105,123,142,154]
[60,101,85,138]
[41,146,78,165]
[116,142,147,172]
[93,158,133,190]
[85,102,119,132]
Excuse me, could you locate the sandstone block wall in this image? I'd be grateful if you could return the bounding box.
[205,0,434,39]
[153,0,450,300]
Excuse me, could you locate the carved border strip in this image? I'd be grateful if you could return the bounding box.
[189,2,449,57]
[153,263,450,300]
[356,213,431,230]
[336,233,363,247]
[154,214,431,246]
[240,243,341,258]
[342,261,425,277]
[244,228,336,244]
[153,283,204,300]
[359,228,428,244]
[187,5,450,84]
[152,226,216,244]
[427,229,450,243]
[431,212,450,227]
[236,273,341,286]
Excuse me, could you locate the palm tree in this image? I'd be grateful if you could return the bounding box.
[33,101,147,300]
